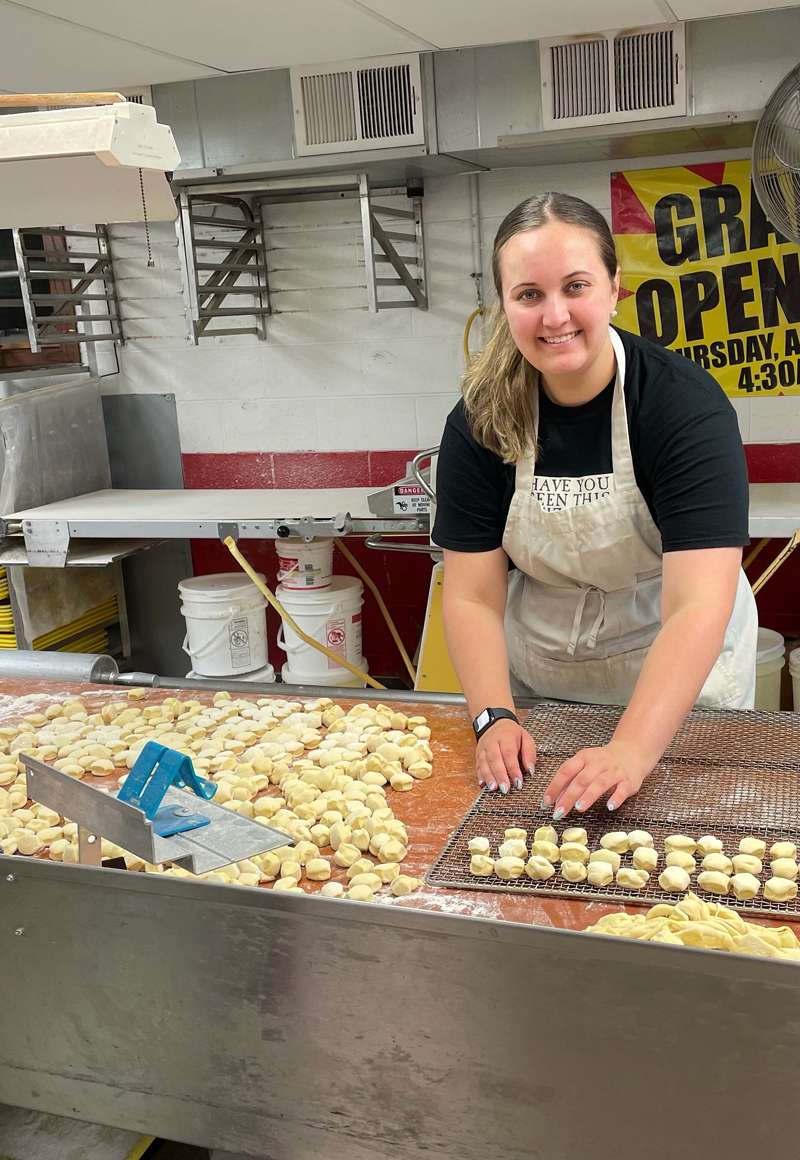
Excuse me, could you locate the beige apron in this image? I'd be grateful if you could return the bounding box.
[502,327,757,708]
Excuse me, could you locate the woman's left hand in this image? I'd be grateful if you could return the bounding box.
[541,738,653,820]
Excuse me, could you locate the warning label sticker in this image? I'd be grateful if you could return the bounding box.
[392,484,430,514]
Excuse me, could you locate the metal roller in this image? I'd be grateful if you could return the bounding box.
[0,650,119,683]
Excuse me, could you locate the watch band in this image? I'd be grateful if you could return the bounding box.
[472,707,518,740]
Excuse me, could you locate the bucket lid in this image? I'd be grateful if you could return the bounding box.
[179,572,265,597]
[789,645,800,672]
[276,575,362,603]
[757,626,785,666]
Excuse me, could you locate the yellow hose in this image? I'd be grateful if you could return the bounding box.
[124,1136,155,1160]
[223,537,385,690]
[463,307,483,364]
[334,539,417,685]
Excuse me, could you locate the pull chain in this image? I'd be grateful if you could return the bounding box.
[138,167,155,268]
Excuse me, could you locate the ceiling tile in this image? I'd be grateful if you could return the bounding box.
[13,0,433,73]
[0,2,223,89]
[357,0,675,46]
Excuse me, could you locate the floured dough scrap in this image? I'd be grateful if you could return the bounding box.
[616,867,649,890]
[770,859,799,882]
[632,846,659,873]
[739,836,767,859]
[586,861,614,887]
[600,832,629,854]
[730,873,761,901]
[560,860,588,883]
[468,836,491,856]
[701,853,733,875]
[664,835,697,855]
[764,877,798,903]
[589,849,621,872]
[659,866,691,893]
[494,856,525,880]
[525,855,555,881]
[697,870,730,895]
[470,854,494,877]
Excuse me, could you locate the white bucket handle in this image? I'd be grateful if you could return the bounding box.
[183,615,235,660]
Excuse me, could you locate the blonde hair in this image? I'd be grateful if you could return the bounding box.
[462,192,618,464]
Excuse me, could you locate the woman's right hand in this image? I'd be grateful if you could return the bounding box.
[476,719,537,794]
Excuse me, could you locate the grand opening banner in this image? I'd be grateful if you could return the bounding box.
[611,160,800,397]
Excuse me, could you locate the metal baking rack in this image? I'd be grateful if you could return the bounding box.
[427,702,800,921]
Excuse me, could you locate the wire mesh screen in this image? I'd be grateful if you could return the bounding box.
[427,702,800,920]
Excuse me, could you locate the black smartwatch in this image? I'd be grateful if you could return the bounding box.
[472,707,518,740]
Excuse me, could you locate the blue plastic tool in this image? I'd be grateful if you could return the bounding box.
[117,741,217,838]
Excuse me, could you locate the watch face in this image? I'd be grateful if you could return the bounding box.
[475,709,491,731]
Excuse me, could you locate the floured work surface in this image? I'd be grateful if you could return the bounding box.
[427,702,800,921]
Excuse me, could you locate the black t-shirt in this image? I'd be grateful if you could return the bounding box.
[433,327,749,554]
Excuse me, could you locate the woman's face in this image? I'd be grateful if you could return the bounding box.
[499,220,620,384]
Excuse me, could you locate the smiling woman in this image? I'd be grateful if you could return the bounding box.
[434,191,757,821]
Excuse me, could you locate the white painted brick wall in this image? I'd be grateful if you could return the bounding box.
[107,145,800,453]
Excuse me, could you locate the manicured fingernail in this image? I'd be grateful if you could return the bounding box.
[527,764,536,775]
[500,784,508,795]
[488,782,497,792]
[540,796,551,809]
[552,806,564,821]
[514,777,523,790]
[607,800,616,811]
[575,800,584,811]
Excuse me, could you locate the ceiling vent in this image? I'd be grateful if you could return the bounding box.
[118,86,154,107]
[540,24,685,130]
[290,54,425,155]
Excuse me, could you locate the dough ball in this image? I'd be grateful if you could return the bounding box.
[560,860,588,883]
[525,855,555,881]
[764,876,798,903]
[346,883,374,901]
[498,838,528,859]
[468,836,491,856]
[665,851,696,874]
[494,856,525,880]
[333,843,362,867]
[589,849,621,872]
[616,867,649,890]
[534,825,558,845]
[562,826,588,846]
[659,866,691,893]
[770,841,798,861]
[470,854,495,877]
[305,858,331,881]
[632,846,659,873]
[600,832,629,854]
[504,827,527,841]
[292,840,320,865]
[701,852,733,875]
[664,835,697,854]
[738,836,766,858]
[374,862,401,884]
[16,829,43,856]
[280,859,302,881]
[695,835,724,856]
[586,861,614,887]
[731,872,761,900]
[380,838,407,863]
[732,853,763,876]
[320,881,344,898]
[348,872,382,891]
[390,875,421,897]
[559,842,589,864]
[273,876,301,892]
[345,858,374,881]
[770,858,799,881]
[530,840,560,862]
[697,870,730,895]
[627,830,654,850]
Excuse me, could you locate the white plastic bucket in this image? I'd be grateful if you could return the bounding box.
[276,538,334,590]
[179,573,268,678]
[789,646,800,711]
[755,626,785,711]
[187,664,275,684]
[280,660,368,688]
[276,576,364,677]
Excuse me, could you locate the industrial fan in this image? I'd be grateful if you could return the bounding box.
[752,63,800,243]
